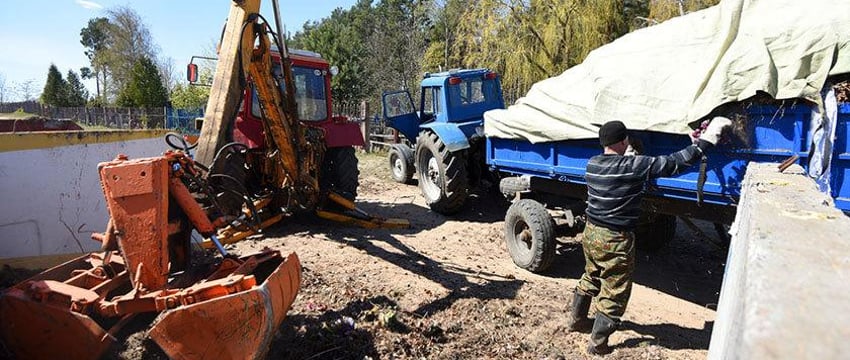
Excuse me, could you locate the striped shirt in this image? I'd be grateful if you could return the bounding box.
[584,144,705,231]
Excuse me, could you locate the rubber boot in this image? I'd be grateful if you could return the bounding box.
[566,290,593,332]
[587,313,618,355]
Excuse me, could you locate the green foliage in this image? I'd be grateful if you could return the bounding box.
[291,0,375,107]
[117,56,168,107]
[40,64,68,106]
[65,70,89,106]
[170,68,213,109]
[80,7,158,104]
[648,0,721,23]
[80,17,111,103]
[454,0,626,101]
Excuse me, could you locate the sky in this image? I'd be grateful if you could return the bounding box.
[0,0,359,101]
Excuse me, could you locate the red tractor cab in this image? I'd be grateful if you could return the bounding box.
[232,49,364,150]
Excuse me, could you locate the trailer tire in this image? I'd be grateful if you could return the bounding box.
[388,145,414,184]
[504,199,556,273]
[635,213,677,251]
[322,146,359,201]
[415,131,468,214]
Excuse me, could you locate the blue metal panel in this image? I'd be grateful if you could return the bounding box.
[832,104,850,211]
[487,103,850,212]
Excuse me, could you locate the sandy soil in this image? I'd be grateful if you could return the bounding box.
[250,152,724,359]
[4,151,727,360]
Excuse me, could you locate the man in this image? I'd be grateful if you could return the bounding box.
[567,118,731,355]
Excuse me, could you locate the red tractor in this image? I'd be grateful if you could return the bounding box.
[189,48,364,201]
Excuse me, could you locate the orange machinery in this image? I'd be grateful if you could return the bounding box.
[0,152,301,359]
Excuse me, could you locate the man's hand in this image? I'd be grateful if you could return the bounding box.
[700,116,732,145]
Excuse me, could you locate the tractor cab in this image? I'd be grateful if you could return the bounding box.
[188,48,364,150]
[381,69,505,214]
[382,68,504,145]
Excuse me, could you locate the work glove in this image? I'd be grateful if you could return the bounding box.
[700,116,732,145]
[694,116,732,151]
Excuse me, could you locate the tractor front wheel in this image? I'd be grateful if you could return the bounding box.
[388,144,414,184]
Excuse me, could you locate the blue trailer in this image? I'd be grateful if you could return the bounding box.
[489,102,850,272]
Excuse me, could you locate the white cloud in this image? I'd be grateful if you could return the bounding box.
[75,0,103,10]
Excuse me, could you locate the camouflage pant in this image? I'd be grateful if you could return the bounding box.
[577,222,636,320]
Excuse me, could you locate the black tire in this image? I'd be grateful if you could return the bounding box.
[499,176,529,200]
[321,146,359,201]
[388,145,414,184]
[634,213,677,251]
[504,199,556,273]
[415,131,468,214]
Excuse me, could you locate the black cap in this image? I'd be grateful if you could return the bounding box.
[599,120,628,147]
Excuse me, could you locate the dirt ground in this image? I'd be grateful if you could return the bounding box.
[4,151,728,360]
[250,151,725,359]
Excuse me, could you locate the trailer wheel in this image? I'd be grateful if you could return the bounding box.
[321,146,359,201]
[504,199,556,273]
[415,131,468,214]
[635,213,677,251]
[388,145,414,184]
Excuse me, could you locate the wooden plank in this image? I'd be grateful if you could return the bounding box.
[195,0,260,166]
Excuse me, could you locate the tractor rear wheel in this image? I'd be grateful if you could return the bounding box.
[415,131,468,214]
[321,146,359,201]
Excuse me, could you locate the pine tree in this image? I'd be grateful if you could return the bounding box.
[40,64,68,106]
[65,70,89,106]
[117,56,168,107]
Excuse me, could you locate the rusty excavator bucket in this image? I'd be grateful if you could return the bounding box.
[0,154,302,359]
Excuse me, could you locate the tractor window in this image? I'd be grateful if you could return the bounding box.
[289,66,327,121]
[423,87,440,116]
[251,65,328,121]
[385,92,415,118]
[448,78,497,106]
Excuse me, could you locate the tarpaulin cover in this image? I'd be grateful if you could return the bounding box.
[483,0,850,143]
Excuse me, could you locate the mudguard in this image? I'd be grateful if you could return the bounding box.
[421,120,482,152]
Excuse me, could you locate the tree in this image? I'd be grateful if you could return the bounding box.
[80,17,111,103]
[170,67,212,108]
[367,0,432,100]
[41,64,69,106]
[65,70,89,106]
[104,6,158,96]
[81,7,159,104]
[16,79,39,102]
[291,0,376,108]
[648,0,720,23]
[158,57,177,92]
[0,72,8,105]
[117,56,168,107]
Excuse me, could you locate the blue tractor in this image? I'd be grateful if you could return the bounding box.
[382,69,505,214]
